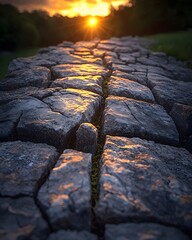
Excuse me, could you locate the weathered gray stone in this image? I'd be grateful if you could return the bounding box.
[76,123,98,155]
[161,64,192,82]
[38,149,92,231]
[48,230,97,240]
[52,64,110,79]
[0,89,101,148]
[105,223,189,240]
[103,96,179,145]
[170,103,192,141]
[0,66,51,90]
[112,64,134,73]
[119,54,136,64]
[113,70,147,86]
[108,76,155,103]
[96,135,192,230]
[0,141,58,196]
[8,56,56,72]
[0,96,48,141]
[0,87,40,104]
[0,197,49,240]
[138,56,162,67]
[97,43,116,51]
[51,75,103,95]
[151,79,192,111]
[42,88,101,123]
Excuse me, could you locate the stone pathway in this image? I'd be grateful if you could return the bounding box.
[0,37,192,240]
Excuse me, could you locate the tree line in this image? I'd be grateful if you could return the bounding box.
[0,0,192,50]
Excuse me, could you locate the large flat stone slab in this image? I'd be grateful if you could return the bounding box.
[96,135,192,230]
[38,149,92,231]
[0,90,101,149]
[51,75,103,95]
[0,97,48,141]
[8,56,56,72]
[52,64,110,79]
[151,79,192,111]
[112,70,147,86]
[103,96,179,145]
[48,230,97,240]
[0,197,49,240]
[0,87,40,104]
[0,141,58,197]
[0,66,51,91]
[105,223,189,240]
[108,76,154,103]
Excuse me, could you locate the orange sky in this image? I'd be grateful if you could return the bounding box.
[0,0,129,17]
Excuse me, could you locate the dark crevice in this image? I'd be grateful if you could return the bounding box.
[34,152,61,232]
[90,64,112,236]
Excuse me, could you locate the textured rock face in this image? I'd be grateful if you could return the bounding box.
[96,135,192,230]
[113,70,147,86]
[48,230,97,240]
[0,141,58,196]
[0,89,101,149]
[103,96,179,145]
[76,123,98,155]
[52,64,110,79]
[0,197,49,240]
[1,36,192,239]
[51,75,103,95]
[105,223,189,240]
[38,149,92,231]
[108,76,155,102]
[170,103,192,137]
[0,66,51,90]
[147,76,192,111]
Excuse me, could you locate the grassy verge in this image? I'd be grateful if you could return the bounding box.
[0,48,39,80]
[146,30,192,62]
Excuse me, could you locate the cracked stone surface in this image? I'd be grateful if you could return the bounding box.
[0,89,101,149]
[108,76,155,102]
[38,149,92,231]
[51,75,103,95]
[52,64,110,79]
[105,223,189,240]
[0,141,58,196]
[103,96,179,145]
[0,66,51,91]
[47,230,97,240]
[0,197,49,240]
[1,36,192,238]
[76,123,98,155]
[96,135,192,230]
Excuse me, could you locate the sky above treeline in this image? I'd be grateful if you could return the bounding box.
[0,0,129,17]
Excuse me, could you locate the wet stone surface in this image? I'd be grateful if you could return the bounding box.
[1,36,192,238]
[96,135,192,230]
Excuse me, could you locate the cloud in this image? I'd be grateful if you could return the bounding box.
[0,0,128,16]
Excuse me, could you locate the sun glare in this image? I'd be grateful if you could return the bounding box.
[88,17,98,27]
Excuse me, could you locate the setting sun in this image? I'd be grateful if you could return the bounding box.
[88,17,98,27]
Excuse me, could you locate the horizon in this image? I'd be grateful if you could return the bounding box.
[0,0,130,17]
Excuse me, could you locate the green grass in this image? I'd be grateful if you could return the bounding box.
[0,48,39,80]
[146,30,192,62]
